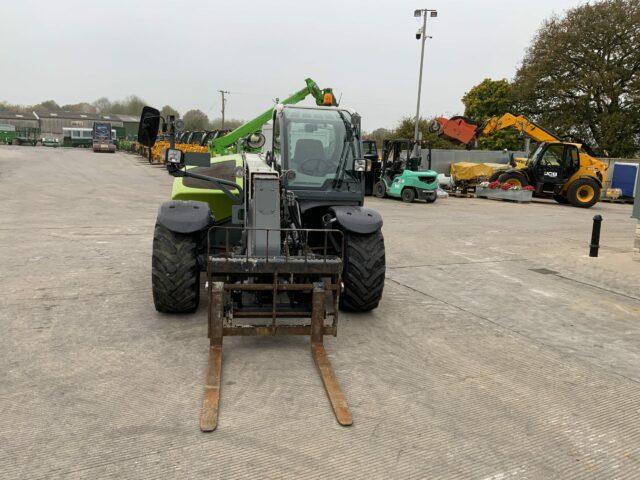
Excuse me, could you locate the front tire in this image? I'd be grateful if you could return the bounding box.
[373,181,386,198]
[340,230,385,312]
[152,224,200,313]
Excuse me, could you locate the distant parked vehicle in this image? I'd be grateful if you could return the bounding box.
[92,122,116,153]
[63,128,93,147]
[41,137,59,148]
[13,127,40,146]
[0,124,16,145]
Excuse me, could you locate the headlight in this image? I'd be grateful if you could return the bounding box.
[354,158,366,172]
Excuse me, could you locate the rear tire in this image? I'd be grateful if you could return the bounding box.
[425,191,437,203]
[488,171,502,182]
[401,188,416,203]
[373,181,386,198]
[340,230,385,312]
[567,178,600,208]
[152,224,200,313]
[498,172,528,187]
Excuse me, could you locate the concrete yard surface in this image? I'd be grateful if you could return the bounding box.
[1,146,639,479]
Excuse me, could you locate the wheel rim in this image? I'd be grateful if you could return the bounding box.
[576,184,595,203]
[505,178,522,187]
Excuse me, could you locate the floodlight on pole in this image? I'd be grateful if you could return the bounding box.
[411,8,438,158]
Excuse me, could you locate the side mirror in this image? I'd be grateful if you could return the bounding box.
[137,106,161,147]
[351,113,361,137]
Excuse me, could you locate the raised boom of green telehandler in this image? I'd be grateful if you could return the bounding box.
[208,78,336,155]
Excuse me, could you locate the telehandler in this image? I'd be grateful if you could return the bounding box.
[432,114,608,208]
[137,82,385,431]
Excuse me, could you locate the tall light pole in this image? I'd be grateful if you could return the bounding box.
[412,8,437,158]
[218,90,229,129]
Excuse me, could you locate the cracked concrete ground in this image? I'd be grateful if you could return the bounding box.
[1,146,639,479]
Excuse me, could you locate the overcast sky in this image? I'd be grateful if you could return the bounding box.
[2,0,586,130]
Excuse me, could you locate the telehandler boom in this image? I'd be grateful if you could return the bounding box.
[208,78,336,155]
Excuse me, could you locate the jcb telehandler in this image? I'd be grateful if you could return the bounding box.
[137,81,385,431]
[432,114,607,208]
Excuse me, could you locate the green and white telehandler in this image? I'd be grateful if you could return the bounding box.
[137,80,385,431]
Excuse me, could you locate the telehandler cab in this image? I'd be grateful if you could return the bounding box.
[137,88,385,431]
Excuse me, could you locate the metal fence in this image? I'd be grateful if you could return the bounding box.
[418,148,527,174]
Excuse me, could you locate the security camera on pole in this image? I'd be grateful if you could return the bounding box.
[411,8,437,160]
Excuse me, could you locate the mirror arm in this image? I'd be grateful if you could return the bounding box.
[169,167,244,205]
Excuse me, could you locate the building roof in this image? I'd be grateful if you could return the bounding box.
[0,111,38,120]
[0,110,139,123]
[117,114,140,123]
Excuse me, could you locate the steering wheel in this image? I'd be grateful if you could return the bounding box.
[299,157,333,176]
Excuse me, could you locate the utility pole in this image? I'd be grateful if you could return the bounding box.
[412,8,438,158]
[218,90,230,130]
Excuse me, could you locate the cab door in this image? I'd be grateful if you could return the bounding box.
[563,145,580,179]
[534,143,565,192]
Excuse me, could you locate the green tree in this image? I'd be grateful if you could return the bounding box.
[92,97,112,113]
[392,117,462,149]
[110,95,146,116]
[209,117,244,130]
[462,78,521,151]
[160,105,180,120]
[61,102,97,114]
[183,109,210,130]
[364,127,392,147]
[513,0,640,157]
[33,100,61,112]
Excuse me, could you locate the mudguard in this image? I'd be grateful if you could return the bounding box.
[156,200,213,234]
[328,206,383,235]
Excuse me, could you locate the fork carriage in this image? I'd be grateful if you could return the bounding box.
[200,226,353,431]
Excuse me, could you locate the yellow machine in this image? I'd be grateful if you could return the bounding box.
[435,113,608,207]
[482,114,607,207]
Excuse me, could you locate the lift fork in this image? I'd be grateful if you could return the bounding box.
[200,282,352,432]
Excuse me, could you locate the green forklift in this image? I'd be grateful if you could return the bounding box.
[373,138,438,203]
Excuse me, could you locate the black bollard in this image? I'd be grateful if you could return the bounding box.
[590,215,603,257]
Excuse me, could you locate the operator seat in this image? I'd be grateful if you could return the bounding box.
[292,139,325,169]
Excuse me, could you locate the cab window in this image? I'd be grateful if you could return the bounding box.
[566,146,580,170]
[540,144,564,167]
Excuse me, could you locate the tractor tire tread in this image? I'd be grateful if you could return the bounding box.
[341,230,385,312]
[152,224,200,313]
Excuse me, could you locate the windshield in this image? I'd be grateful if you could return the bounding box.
[527,143,546,166]
[93,123,111,140]
[282,108,361,190]
[363,141,377,156]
